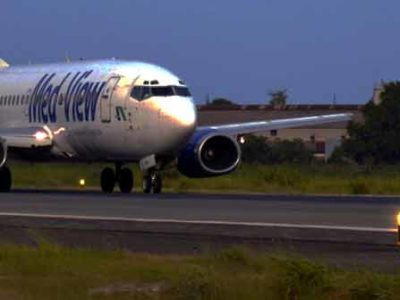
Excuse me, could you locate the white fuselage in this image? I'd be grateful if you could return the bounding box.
[0,60,197,162]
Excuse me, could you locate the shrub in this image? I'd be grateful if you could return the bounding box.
[241,135,313,164]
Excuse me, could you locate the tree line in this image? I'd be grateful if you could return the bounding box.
[207,82,400,165]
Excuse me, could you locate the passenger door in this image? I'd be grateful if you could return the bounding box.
[100,77,120,123]
[125,76,141,132]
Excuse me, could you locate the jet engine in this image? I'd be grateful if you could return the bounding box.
[177,132,241,178]
[0,139,7,168]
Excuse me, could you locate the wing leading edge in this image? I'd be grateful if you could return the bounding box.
[196,113,353,136]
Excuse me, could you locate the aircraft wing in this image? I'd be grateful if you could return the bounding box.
[0,126,53,148]
[196,113,353,136]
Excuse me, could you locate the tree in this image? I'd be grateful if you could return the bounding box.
[268,89,288,106]
[241,135,272,164]
[269,139,313,163]
[207,98,236,106]
[341,81,400,164]
[241,135,313,164]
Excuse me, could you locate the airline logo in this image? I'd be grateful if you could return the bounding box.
[29,70,106,123]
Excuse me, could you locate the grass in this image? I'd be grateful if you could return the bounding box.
[10,162,400,195]
[0,245,398,299]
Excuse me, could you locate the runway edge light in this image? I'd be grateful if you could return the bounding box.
[79,178,86,188]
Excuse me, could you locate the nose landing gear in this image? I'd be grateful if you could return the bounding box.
[142,171,162,194]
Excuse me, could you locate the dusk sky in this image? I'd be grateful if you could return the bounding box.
[1,0,400,104]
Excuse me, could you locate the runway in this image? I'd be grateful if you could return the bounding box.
[2,190,400,229]
[0,190,399,270]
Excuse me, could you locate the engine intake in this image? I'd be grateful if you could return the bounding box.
[177,133,241,178]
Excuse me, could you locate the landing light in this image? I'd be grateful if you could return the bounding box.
[33,131,48,141]
[239,136,246,144]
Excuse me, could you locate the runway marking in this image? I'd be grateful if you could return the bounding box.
[0,212,396,233]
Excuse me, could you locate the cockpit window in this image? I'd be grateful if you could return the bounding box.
[131,86,142,100]
[130,85,191,101]
[152,86,174,96]
[174,86,192,97]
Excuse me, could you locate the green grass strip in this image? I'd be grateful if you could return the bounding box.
[11,162,400,195]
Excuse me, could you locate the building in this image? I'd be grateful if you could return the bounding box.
[197,104,363,159]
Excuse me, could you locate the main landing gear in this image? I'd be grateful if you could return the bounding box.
[100,164,134,194]
[0,166,12,193]
[100,164,163,194]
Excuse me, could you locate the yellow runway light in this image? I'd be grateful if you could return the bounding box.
[79,178,86,188]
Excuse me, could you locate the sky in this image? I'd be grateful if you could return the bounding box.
[1,0,400,104]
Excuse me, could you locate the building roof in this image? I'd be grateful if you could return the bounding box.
[197,104,363,129]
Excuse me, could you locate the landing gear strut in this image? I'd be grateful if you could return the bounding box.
[100,164,134,194]
[142,170,162,194]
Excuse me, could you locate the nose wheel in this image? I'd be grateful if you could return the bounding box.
[143,172,162,194]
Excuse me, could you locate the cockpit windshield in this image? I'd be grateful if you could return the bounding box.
[130,86,191,101]
[151,86,175,97]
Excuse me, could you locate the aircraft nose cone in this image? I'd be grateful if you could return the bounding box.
[163,98,196,127]
[160,97,197,145]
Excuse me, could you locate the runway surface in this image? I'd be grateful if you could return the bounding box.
[0,190,399,270]
[1,190,399,229]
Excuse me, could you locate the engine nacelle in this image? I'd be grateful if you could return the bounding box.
[0,139,7,168]
[177,131,241,178]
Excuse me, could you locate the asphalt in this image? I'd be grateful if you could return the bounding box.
[1,190,399,229]
[0,190,399,271]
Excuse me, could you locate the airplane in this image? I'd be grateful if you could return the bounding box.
[0,58,352,193]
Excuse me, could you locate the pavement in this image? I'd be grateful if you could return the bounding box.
[2,190,400,227]
[0,190,399,270]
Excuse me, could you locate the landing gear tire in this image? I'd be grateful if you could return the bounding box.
[119,168,133,193]
[142,173,162,194]
[101,167,115,193]
[152,174,162,194]
[0,166,11,193]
